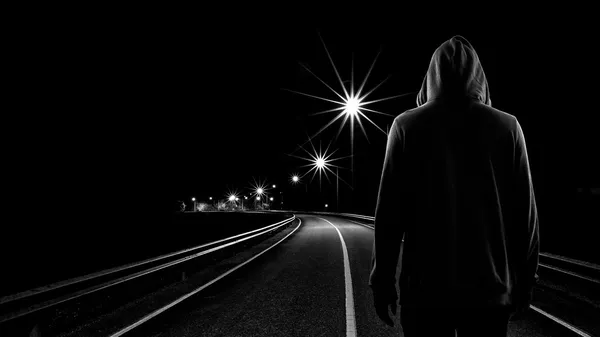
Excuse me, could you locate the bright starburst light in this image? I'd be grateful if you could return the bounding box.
[285,34,415,154]
[288,138,352,190]
[249,178,271,201]
[291,174,300,184]
[226,189,240,204]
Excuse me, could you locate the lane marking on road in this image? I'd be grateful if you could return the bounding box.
[341,216,593,336]
[109,219,303,337]
[318,217,357,337]
[529,305,592,337]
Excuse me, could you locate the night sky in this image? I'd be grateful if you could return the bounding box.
[5,10,598,228]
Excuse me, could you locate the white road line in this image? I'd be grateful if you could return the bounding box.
[529,305,592,337]
[109,219,303,337]
[318,217,357,337]
[340,216,593,336]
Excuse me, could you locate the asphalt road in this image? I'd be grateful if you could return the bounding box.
[127,215,578,337]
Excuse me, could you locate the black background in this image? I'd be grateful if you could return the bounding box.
[3,7,599,271]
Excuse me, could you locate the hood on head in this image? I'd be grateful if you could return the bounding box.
[416,35,491,107]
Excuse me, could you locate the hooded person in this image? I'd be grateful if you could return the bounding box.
[368,35,540,336]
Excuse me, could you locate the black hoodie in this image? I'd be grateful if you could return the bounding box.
[369,36,540,308]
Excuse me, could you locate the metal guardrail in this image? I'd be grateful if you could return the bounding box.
[108,218,303,337]
[0,215,296,324]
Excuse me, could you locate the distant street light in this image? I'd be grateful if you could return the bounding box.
[292,175,299,183]
[272,184,276,188]
[226,191,240,211]
[290,138,350,190]
[325,204,328,208]
[192,197,196,212]
[256,196,261,201]
[270,197,274,201]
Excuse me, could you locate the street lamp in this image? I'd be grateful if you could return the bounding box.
[272,184,276,188]
[192,197,196,212]
[242,196,247,210]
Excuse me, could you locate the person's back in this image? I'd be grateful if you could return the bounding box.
[369,35,540,336]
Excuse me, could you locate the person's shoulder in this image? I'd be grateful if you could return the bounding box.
[473,103,518,131]
[392,104,428,127]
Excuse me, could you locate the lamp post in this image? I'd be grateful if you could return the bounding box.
[192,197,196,212]
[336,167,339,212]
[280,191,283,210]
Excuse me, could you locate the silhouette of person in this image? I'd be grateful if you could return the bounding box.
[369,35,540,336]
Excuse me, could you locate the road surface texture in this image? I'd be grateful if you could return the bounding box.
[126,215,580,337]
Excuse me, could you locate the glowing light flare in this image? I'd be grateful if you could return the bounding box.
[343,96,362,117]
[249,178,272,201]
[288,138,353,189]
[291,174,300,183]
[225,189,240,204]
[286,35,416,156]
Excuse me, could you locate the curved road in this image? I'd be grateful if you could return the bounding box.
[127,215,573,337]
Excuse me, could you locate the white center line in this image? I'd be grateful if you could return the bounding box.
[318,217,357,337]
